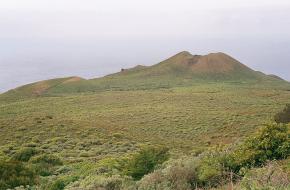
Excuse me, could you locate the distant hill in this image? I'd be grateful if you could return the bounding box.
[106,51,263,79]
[1,51,288,100]
[0,77,85,100]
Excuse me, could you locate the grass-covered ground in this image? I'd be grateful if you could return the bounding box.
[0,82,289,189]
[1,83,289,159]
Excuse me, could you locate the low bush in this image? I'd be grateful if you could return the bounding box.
[91,175,124,190]
[138,170,171,190]
[65,175,134,190]
[30,154,63,166]
[30,154,63,176]
[12,147,39,162]
[49,179,66,190]
[122,146,169,180]
[196,150,228,187]
[0,160,36,190]
[44,176,78,190]
[139,158,198,190]
[239,161,289,190]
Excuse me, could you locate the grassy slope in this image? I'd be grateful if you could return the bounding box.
[0,77,85,101]
[1,83,290,162]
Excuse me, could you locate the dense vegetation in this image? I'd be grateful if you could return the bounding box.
[0,161,36,189]
[0,123,288,190]
[121,146,169,180]
[137,123,289,189]
[0,152,63,190]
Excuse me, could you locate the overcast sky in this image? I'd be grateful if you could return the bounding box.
[0,0,290,92]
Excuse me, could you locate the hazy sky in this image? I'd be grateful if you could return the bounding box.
[0,0,290,92]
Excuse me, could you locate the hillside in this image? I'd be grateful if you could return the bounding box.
[1,51,288,100]
[0,77,85,101]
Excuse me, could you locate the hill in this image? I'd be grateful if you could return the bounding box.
[53,51,286,93]
[109,51,258,78]
[0,77,85,101]
[1,51,288,100]
[94,51,284,81]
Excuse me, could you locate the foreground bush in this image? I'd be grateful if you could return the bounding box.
[138,158,197,190]
[229,123,290,172]
[136,123,290,189]
[30,154,63,176]
[122,146,169,180]
[196,150,229,187]
[238,161,289,190]
[0,160,36,190]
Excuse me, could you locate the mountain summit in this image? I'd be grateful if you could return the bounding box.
[1,51,288,99]
[108,51,262,80]
[157,51,253,74]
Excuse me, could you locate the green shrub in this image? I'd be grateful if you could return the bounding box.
[30,154,63,176]
[123,146,169,180]
[13,147,39,162]
[0,160,36,190]
[138,170,170,190]
[30,154,63,166]
[275,104,290,124]
[138,153,227,190]
[49,179,66,190]
[66,175,134,190]
[196,154,226,187]
[99,175,123,190]
[165,159,198,189]
[47,176,78,190]
[139,158,198,190]
[229,123,290,172]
